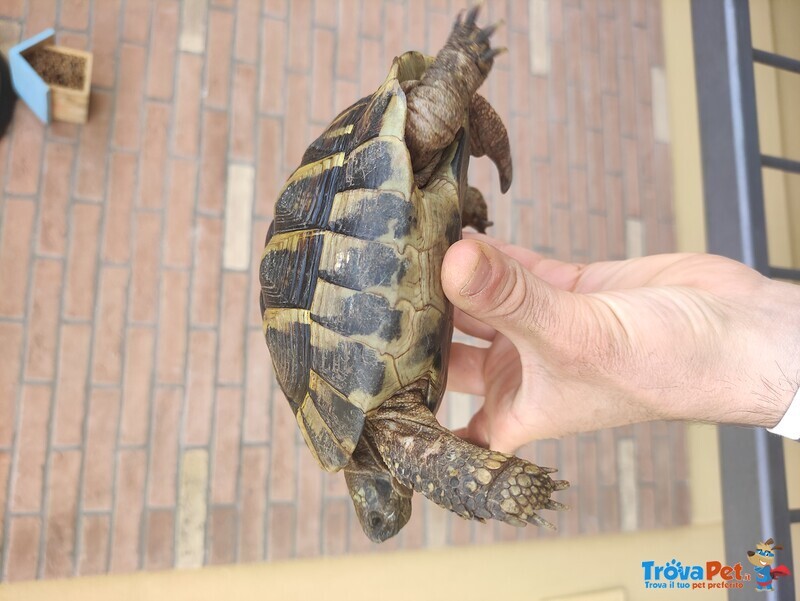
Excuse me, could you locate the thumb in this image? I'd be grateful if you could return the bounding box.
[442,240,569,345]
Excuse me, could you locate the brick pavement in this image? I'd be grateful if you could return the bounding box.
[0,0,687,581]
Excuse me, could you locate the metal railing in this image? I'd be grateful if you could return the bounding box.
[691,1,798,600]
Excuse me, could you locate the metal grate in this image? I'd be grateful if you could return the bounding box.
[691,1,798,600]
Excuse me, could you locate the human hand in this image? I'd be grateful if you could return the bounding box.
[442,234,800,453]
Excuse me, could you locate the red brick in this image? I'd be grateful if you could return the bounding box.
[239,446,269,561]
[427,7,450,52]
[12,384,50,512]
[334,79,359,124]
[23,0,57,37]
[674,480,691,526]
[632,28,651,106]
[92,266,129,385]
[213,0,234,7]
[587,131,605,213]
[163,159,197,268]
[145,509,175,570]
[156,270,189,384]
[510,31,530,115]
[360,0,381,37]
[148,386,182,507]
[64,203,101,320]
[284,72,309,169]
[60,0,90,30]
[255,117,282,218]
[25,259,63,380]
[384,2,406,62]
[515,204,536,249]
[569,169,589,257]
[260,18,287,115]
[211,388,242,504]
[38,142,74,256]
[269,391,296,502]
[406,0,425,51]
[0,0,23,17]
[205,10,235,108]
[130,212,161,323]
[549,40,567,122]
[209,506,237,565]
[324,467,348,499]
[311,28,335,124]
[314,0,336,27]
[566,85,586,167]
[198,111,229,214]
[295,448,322,558]
[146,0,180,99]
[83,388,121,511]
[235,0,260,62]
[244,331,270,443]
[43,449,81,578]
[533,163,552,249]
[120,326,155,445]
[0,199,35,317]
[600,485,621,532]
[103,153,137,263]
[552,205,571,261]
[6,516,41,582]
[654,142,673,222]
[647,1,665,67]
[112,44,147,150]
[110,449,146,573]
[191,216,223,326]
[183,330,217,446]
[530,76,550,161]
[89,0,121,87]
[78,514,110,575]
[622,137,641,217]
[264,0,286,16]
[123,0,151,43]
[266,504,294,560]
[0,323,23,446]
[0,452,9,542]
[550,123,569,205]
[601,94,621,173]
[217,272,248,384]
[653,434,673,528]
[335,0,358,79]
[75,91,112,201]
[231,63,258,162]
[137,103,171,209]
[6,105,45,196]
[322,499,348,556]
[578,436,599,534]
[287,0,311,72]
[599,17,618,93]
[52,324,91,447]
[359,37,382,98]
[172,53,204,157]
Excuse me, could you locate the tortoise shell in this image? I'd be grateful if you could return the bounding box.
[260,51,470,472]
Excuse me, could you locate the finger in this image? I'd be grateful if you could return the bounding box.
[442,240,576,346]
[446,343,487,395]
[454,307,496,341]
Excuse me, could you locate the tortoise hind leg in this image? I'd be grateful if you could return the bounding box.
[462,185,493,233]
[365,389,568,528]
[469,93,513,193]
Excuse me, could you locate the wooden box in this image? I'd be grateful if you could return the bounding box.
[9,29,93,124]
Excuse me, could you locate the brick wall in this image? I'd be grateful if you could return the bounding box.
[0,0,687,581]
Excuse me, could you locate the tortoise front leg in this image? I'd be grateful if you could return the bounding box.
[365,389,568,528]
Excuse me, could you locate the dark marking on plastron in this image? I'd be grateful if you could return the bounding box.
[319,242,402,291]
[264,221,275,245]
[260,233,324,309]
[312,292,402,342]
[265,321,311,411]
[327,192,416,241]
[342,140,396,191]
[274,166,342,234]
[309,375,365,453]
[312,339,386,398]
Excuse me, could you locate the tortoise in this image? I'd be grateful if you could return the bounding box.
[260,4,568,542]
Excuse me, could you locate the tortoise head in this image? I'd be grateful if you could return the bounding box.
[344,467,412,543]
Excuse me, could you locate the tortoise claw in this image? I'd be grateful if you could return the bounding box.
[553,479,570,491]
[477,20,503,43]
[480,47,508,62]
[465,1,483,27]
[530,513,557,530]
[545,499,569,511]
